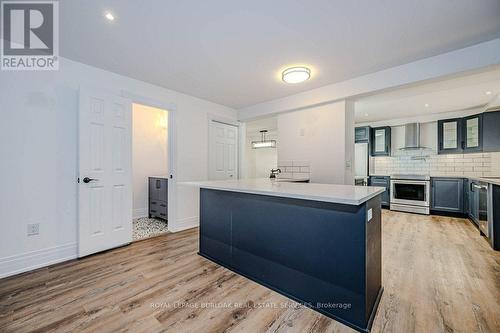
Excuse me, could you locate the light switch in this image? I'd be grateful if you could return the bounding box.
[367,208,373,222]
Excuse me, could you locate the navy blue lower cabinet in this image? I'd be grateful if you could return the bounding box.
[430,177,464,213]
[369,176,390,207]
[199,189,383,333]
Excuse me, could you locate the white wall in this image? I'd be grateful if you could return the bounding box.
[132,104,168,218]
[245,131,278,178]
[0,58,236,278]
[276,100,354,184]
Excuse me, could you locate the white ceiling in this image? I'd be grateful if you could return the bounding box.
[354,67,500,123]
[60,1,500,109]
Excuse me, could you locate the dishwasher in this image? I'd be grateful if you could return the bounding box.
[470,181,490,238]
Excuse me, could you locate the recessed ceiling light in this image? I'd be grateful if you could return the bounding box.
[282,67,311,84]
[424,103,429,108]
[104,12,115,21]
[364,113,368,117]
[485,91,492,95]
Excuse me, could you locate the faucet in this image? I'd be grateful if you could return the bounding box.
[270,168,281,179]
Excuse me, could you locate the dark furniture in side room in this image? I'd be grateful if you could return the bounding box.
[369,176,390,207]
[430,177,464,213]
[482,111,500,152]
[149,177,168,220]
[370,126,391,156]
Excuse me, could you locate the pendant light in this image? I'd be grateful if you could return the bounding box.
[251,130,276,149]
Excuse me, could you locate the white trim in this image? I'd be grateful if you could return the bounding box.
[208,113,240,127]
[121,90,177,113]
[133,208,148,219]
[0,243,77,279]
[168,216,198,232]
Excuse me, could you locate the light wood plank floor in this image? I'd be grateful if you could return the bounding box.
[1,211,499,332]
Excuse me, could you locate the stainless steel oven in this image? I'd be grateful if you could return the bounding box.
[390,175,430,214]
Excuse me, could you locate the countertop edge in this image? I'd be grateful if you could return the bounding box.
[185,182,386,205]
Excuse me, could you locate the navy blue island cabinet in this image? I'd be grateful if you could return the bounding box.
[198,187,383,333]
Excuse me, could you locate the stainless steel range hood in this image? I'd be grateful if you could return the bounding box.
[400,123,427,150]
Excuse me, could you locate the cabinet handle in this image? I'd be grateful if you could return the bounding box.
[160,204,166,207]
[151,210,157,213]
[156,180,161,189]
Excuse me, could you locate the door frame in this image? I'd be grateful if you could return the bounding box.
[121,90,177,231]
[207,114,241,180]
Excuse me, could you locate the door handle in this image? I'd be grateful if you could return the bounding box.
[82,177,98,183]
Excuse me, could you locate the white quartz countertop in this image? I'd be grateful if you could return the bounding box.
[185,179,385,205]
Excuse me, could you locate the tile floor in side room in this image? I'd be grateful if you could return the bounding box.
[133,217,168,241]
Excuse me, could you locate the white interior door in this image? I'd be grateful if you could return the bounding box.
[78,88,133,257]
[209,121,238,180]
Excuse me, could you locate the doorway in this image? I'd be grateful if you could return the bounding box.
[132,103,169,241]
[209,120,239,180]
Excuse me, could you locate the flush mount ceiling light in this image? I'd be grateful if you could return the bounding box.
[485,91,492,95]
[252,130,276,149]
[282,66,311,84]
[424,103,429,108]
[104,11,115,21]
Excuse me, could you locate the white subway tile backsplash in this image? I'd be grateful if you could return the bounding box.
[371,151,494,177]
[278,160,311,180]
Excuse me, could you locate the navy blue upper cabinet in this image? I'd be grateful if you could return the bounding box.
[483,111,500,152]
[371,126,391,156]
[462,114,483,153]
[438,114,487,154]
[355,126,370,143]
[438,118,463,154]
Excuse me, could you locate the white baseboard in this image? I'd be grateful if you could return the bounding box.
[169,216,199,232]
[133,208,148,219]
[0,243,77,279]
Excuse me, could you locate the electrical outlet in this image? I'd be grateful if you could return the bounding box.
[27,223,39,236]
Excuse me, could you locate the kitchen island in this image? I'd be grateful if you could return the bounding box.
[190,179,385,333]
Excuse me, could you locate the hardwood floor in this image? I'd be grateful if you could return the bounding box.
[1,211,499,332]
